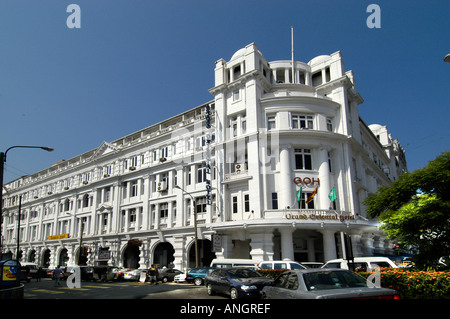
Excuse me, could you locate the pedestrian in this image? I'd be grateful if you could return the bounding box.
[149,264,158,285]
[53,265,63,287]
[36,267,42,282]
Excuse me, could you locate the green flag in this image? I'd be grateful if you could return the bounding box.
[328,187,337,202]
[296,187,302,207]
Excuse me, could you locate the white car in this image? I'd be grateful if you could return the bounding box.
[257,260,307,270]
[321,257,397,271]
[174,273,187,283]
[123,269,147,281]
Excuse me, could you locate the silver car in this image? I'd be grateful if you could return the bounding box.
[261,269,399,299]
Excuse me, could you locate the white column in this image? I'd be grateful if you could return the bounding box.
[215,234,233,259]
[318,147,331,209]
[142,175,150,230]
[249,232,274,261]
[307,237,316,261]
[321,229,337,261]
[280,228,294,260]
[173,236,186,271]
[167,201,174,228]
[154,203,160,229]
[124,209,129,232]
[279,145,293,209]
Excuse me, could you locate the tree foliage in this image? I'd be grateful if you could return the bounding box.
[363,151,450,267]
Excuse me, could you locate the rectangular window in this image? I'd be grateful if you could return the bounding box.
[197,164,207,183]
[130,180,138,197]
[161,147,168,158]
[187,169,191,185]
[196,197,208,213]
[292,115,313,129]
[130,156,138,167]
[312,71,322,86]
[101,214,107,227]
[295,149,312,170]
[122,182,128,198]
[244,194,250,212]
[160,203,168,218]
[233,90,240,101]
[232,196,238,213]
[300,193,315,209]
[267,116,276,130]
[272,193,278,209]
[326,118,333,132]
[129,209,136,223]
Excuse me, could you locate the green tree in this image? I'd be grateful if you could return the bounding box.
[364,151,450,268]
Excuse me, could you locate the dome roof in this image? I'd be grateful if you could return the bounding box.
[308,55,331,66]
[230,47,246,61]
[368,124,384,131]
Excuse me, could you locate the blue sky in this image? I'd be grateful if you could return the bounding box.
[1,0,449,183]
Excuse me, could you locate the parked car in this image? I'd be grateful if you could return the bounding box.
[158,268,184,283]
[300,262,324,268]
[67,266,95,281]
[117,268,134,281]
[261,269,400,299]
[174,273,187,283]
[20,262,39,279]
[210,258,259,269]
[321,257,397,271]
[257,260,306,270]
[186,267,215,285]
[205,268,274,299]
[123,269,147,281]
[93,266,120,282]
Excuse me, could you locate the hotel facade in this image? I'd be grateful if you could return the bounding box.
[1,43,407,271]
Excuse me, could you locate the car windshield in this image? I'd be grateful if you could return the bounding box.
[227,269,262,279]
[303,271,367,291]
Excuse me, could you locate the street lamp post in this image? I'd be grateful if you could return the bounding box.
[174,185,199,268]
[16,195,22,260]
[0,145,54,258]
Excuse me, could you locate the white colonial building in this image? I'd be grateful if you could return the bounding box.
[1,43,407,270]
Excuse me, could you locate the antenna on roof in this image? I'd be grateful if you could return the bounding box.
[291,26,295,83]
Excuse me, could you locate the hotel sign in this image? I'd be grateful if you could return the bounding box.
[293,176,320,186]
[285,213,355,222]
[48,234,69,240]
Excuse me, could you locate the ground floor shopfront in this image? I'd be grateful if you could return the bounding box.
[8,211,396,271]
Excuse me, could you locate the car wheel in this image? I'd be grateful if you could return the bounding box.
[230,288,239,299]
[162,277,168,283]
[194,277,203,286]
[207,284,215,296]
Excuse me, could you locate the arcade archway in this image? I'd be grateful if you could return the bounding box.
[123,245,140,268]
[188,239,216,268]
[153,242,175,268]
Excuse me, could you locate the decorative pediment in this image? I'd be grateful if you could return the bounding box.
[97,203,113,213]
[90,142,119,160]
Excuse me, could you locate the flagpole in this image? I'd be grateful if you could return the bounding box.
[291,26,295,83]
